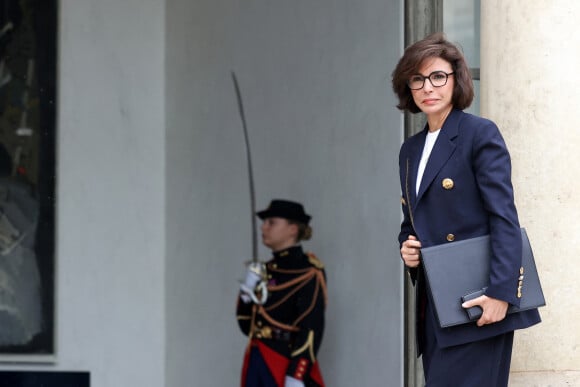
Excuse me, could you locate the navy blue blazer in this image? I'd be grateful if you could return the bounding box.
[398,109,541,349]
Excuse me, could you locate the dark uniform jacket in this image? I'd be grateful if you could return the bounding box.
[237,245,326,386]
[398,109,541,352]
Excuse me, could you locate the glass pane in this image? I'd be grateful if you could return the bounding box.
[444,0,480,115]
[464,80,480,116]
[0,0,57,359]
[443,0,480,68]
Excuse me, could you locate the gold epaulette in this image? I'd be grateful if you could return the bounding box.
[306,252,324,269]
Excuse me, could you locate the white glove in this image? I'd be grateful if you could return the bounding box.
[243,262,262,289]
[239,262,264,303]
[284,376,305,387]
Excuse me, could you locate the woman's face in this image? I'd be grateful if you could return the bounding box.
[261,217,298,252]
[410,57,454,118]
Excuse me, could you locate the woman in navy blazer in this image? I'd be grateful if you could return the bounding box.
[392,33,541,386]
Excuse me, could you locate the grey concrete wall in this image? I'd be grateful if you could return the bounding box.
[0,0,168,386]
[165,0,404,386]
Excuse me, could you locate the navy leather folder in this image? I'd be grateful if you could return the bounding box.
[420,228,545,328]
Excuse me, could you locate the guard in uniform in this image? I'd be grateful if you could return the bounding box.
[236,199,326,387]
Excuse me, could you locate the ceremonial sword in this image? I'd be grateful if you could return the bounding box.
[231,71,258,263]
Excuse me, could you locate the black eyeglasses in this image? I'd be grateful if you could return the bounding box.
[407,71,454,90]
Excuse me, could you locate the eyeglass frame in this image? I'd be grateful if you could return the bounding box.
[407,71,455,90]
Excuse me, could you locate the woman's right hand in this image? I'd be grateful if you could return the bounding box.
[400,235,422,268]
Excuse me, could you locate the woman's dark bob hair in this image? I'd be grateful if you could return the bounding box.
[391,32,474,113]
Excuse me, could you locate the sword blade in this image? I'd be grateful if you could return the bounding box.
[231,71,258,262]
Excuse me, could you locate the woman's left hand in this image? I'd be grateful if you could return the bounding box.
[462,295,509,327]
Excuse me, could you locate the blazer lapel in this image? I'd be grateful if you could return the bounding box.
[416,110,461,203]
[405,131,425,209]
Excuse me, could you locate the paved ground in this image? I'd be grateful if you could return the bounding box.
[509,371,580,387]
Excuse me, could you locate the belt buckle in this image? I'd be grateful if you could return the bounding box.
[261,326,272,339]
[253,326,272,339]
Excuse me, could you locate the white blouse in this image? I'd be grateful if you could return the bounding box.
[416,129,441,195]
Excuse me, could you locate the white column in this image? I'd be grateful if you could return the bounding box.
[481,0,580,381]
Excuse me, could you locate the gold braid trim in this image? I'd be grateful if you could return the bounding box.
[257,267,327,335]
[265,269,317,311]
[267,269,316,291]
[293,274,320,326]
[291,330,316,361]
[246,304,258,347]
[269,267,311,275]
[307,252,324,269]
[257,307,300,332]
[293,269,327,325]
